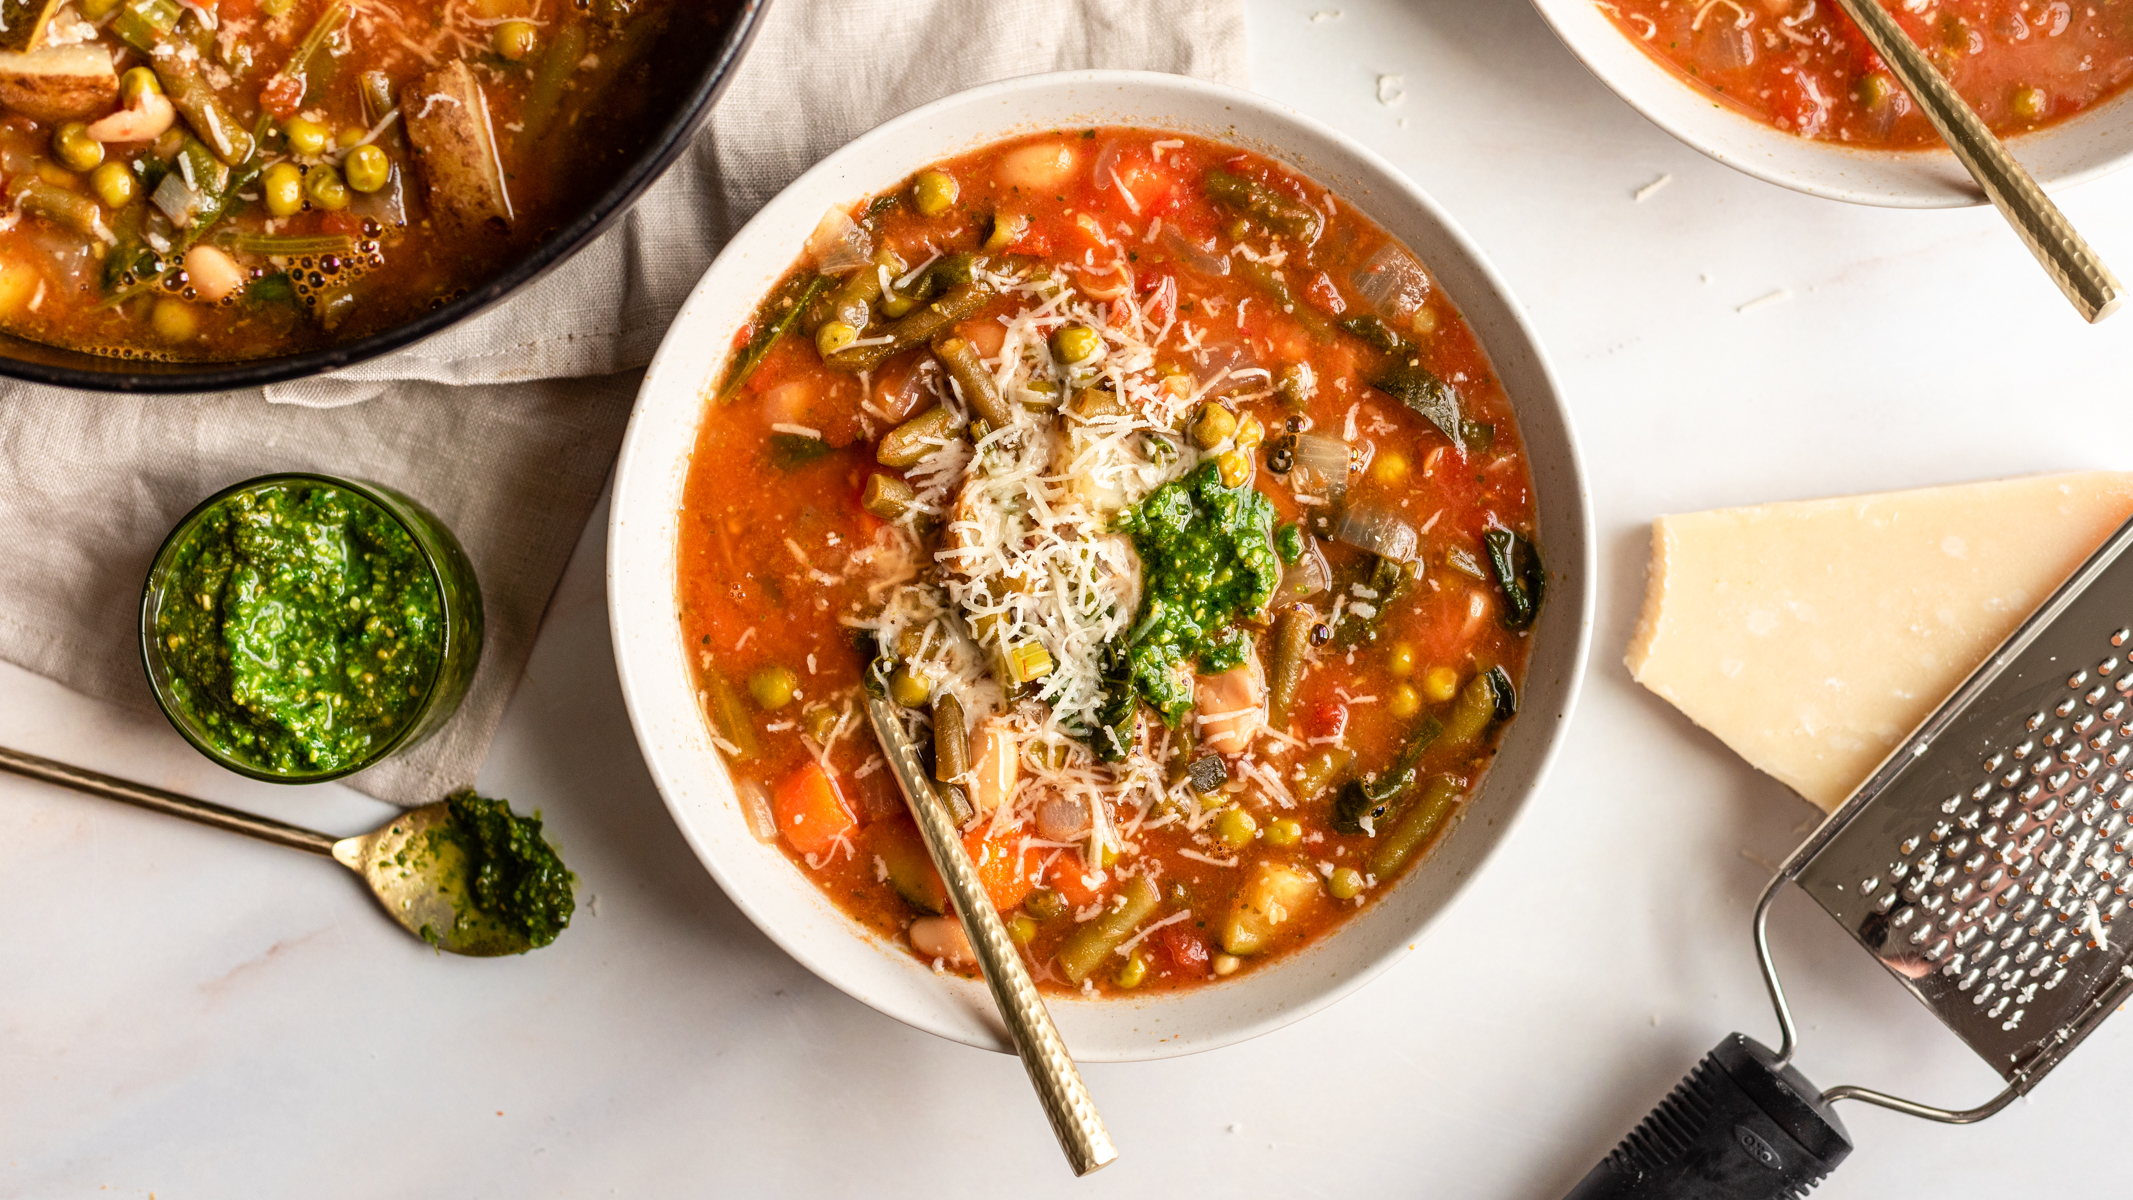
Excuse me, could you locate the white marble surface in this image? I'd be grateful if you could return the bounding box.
[8,1,2133,1195]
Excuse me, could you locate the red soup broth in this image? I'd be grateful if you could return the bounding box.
[677,128,1544,997]
[1599,0,2133,147]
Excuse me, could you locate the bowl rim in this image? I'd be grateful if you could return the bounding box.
[139,471,470,784]
[607,68,1597,1060]
[0,0,770,394]
[1526,0,2133,209]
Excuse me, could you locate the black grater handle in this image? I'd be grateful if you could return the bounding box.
[1562,1034,1853,1200]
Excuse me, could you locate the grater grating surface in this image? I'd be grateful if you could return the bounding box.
[1793,515,2133,1085]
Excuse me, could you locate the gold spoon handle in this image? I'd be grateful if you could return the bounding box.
[1831,0,2122,322]
[865,698,1118,1176]
[0,744,338,856]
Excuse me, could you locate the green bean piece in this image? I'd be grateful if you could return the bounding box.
[1067,386,1129,421]
[222,232,356,256]
[1339,314,1409,355]
[913,168,958,216]
[111,0,180,55]
[159,57,255,164]
[1057,875,1161,983]
[1484,528,1544,629]
[719,275,831,403]
[1438,672,1499,753]
[1205,168,1323,241]
[12,181,110,243]
[1292,746,1352,799]
[1370,774,1462,878]
[861,472,916,522]
[930,333,1015,429]
[1265,603,1315,732]
[931,693,969,784]
[1235,259,1331,340]
[826,251,893,329]
[824,281,989,373]
[876,406,960,468]
[703,669,760,759]
[519,21,587,151]
[359,70,395,126]
[1333,715,1444,834]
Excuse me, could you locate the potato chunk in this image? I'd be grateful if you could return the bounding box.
[403,59,513,231]
[1218,860,1319,956]
[0,44,115,123]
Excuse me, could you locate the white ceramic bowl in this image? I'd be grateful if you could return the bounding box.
[1531,0,2133,208]
[608,70,1595,1060]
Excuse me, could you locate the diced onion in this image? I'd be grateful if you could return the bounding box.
[1291,432,1352,495]
[1278,537,1330,599]
[1351,242,1429,320]
[1333,503,1419,563]
[806,204,871,274]
[737,780,779,844]
[1161,227,1229,277]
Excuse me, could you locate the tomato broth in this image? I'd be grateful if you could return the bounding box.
[1599,0,2133,147]
[678,128,1544,997]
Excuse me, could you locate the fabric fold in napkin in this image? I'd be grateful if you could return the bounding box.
[0,0,1248,804]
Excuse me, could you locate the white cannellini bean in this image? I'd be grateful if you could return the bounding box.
[183,245,245,303]
[87,90,175,143]
[1194,645,1267,755]
[908,915,975,967]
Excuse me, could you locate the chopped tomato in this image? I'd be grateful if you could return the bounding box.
[1304,271,1347,316]
[1112,161,1179,215]
[774,762,856,855]
[1157,925,1210,976]
[1309,701,1349,741]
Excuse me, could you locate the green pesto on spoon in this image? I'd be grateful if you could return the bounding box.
[0,744,573,956]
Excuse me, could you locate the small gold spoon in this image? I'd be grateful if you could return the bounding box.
[1831,0,2123,322]
[865,697,1118,1176]
[0,744,532,956]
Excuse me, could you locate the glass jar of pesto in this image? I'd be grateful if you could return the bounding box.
[140,473,484,783]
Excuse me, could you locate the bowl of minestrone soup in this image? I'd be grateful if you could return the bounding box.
[1533,0,2133,207]
[0,0,764,391]
[609,71,1594,1059]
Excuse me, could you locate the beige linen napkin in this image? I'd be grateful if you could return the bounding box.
[0,0,1248,804]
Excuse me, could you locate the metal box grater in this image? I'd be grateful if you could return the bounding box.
[1565,513,2133,1200]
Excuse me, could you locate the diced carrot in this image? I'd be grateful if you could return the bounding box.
[1045,853,1103,910]
[964,825,1038,912]
[775,762,856,855]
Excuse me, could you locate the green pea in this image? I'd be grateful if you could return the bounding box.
[284,116,330,157]
[1329,866,1364,900]
[305,164,350,211]
[1216,807,1258,849]
[119,67,161,106]
[1264,817,1303,847]
[493,19,538,61]
[747,665,799,710]
[1387,683,1421,719]
[1188,402,1238,450]
[262,161,304,218]
[343,144,389,193]
[1023,887,1067,921]
[913,168,958,217]
[89,161,137,209]
[150,298,198,342]
[1050,323,1101,365]
[2012,85,2048,120]
[1007,913,1038,945]
[1387,642,1417,678]
[1115,951,1148,990]
[815,319,858,358]
[888,665,932,708]
[52,123,102,173]
[803,704,839,743]
[80,0,121,17]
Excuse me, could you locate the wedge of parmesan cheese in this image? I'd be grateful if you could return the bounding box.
[1627,472,2133,812]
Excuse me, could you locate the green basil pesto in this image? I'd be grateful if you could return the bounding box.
[435,789,575,950]
[155,482,444,776]
[1107,460,1279,728]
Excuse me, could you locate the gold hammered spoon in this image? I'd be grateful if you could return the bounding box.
[1831,0,2122,322]
[0,744,534,956]
[865,697,1118,1176]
